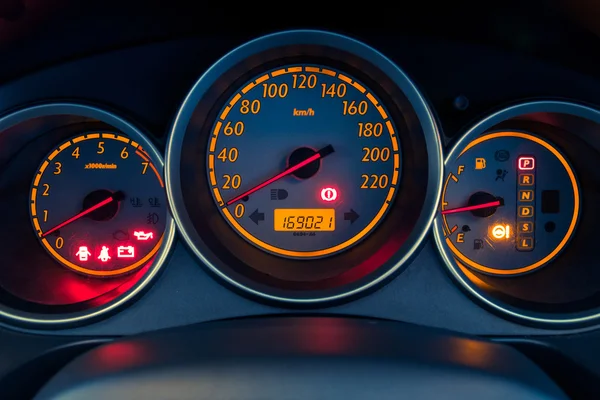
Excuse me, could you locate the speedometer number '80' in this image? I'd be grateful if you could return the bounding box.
[207,65,401,259]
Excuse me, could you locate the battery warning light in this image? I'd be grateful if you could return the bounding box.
[320,187,338,202]
[518,156,535,171]
[117,246,135,258]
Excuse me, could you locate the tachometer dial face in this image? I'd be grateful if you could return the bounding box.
[30,133,167,277]
[208,65,401,258]
[440,131,579,276]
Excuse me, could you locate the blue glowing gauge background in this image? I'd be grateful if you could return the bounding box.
[207,65,402,259]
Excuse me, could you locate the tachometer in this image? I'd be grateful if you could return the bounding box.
[208,65,401,258]
[30,132,167,277]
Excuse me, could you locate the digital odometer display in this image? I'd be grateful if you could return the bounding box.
[207,64,401,259]
[274,209,335,232]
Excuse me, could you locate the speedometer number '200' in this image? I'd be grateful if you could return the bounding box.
[208,65,401,258]
[30,133,167,277]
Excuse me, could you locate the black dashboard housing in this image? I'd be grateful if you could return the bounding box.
[1,1,600,397]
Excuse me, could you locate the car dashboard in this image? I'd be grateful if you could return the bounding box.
[1,2,600,398]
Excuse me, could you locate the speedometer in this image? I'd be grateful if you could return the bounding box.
[208,65,400,258]
[166,30,442,303]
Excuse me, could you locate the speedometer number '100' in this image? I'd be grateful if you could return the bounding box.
[207,65,401,259]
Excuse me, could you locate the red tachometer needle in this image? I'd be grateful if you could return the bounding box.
[41,192,121,237]
[441,200,502,215]
[226,144,335,206]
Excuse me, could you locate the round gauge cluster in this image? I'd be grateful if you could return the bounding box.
[30,133,167,277]
[440,131,579,276]
[208,64,401,258]
[166,30,442,303]
[0,104,175,328]
[4,30,600,330]
[434,101,600,327]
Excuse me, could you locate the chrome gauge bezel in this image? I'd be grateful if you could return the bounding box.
[433,100,600,327]
[166,30,443,304]
[0,103,176,329]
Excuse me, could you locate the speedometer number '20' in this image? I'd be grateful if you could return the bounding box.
[208,65,401,258]
[30,133,167,277]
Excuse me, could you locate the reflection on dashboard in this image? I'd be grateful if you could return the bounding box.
[166,30,443,304]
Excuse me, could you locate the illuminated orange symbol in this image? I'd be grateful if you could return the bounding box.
[491,224,510,239]
[517,222,533,233]
[517,237,534,251]
[98,246,111,262]
[75,246,91,262]
[519,174,534,185]
[117,246,135,258]
[133,231,153,241]
[519,190,534,202]
[475,158,486,170]
[518,206,534,217]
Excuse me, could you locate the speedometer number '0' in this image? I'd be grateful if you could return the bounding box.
[207,65,401,259]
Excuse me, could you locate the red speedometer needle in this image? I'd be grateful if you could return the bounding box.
[441,200,502,215]
[225,144,335,206]
[41,191,123,237]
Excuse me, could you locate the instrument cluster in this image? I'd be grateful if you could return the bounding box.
[1,30,600,330]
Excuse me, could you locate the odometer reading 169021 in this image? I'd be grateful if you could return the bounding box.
[207,65,401,259]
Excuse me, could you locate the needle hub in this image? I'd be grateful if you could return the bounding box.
[468,192,502,217]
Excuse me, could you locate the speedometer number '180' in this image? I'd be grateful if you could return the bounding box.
[207,65,401,259]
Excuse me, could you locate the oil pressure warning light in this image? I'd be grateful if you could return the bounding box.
[439,131,580,276]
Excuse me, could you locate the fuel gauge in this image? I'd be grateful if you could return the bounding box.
[439,131,580,276]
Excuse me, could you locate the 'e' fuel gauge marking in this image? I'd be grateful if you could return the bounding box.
[439,131,580,276]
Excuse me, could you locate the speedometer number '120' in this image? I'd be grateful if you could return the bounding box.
[207,65,401,259]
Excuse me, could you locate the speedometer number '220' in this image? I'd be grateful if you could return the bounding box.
[207,65,401,259]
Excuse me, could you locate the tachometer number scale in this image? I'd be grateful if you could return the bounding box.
[30,133,167,277]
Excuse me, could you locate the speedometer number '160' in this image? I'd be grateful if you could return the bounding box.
[207,65,401,259]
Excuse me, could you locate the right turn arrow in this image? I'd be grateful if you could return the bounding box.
[344,209,359,224]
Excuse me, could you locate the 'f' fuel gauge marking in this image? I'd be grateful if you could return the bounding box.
[438,131,580,276]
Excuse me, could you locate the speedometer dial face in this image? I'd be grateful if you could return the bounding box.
[30,133,167,277]
[166,30,443,303]
[208,65,401,258]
